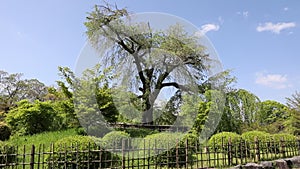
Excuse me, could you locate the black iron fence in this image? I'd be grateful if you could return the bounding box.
[1,138,300,169]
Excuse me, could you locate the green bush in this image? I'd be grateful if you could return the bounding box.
[208,132,243,158]
[272,133,297,142]
[6,100,59,136]
[75,127,87,136]
[137,132,195,167]
[241,131,272,143]
[0,122,11,141]
[47,135,120,169]
[241,131,272,157]
[272,133,298,152]
[0,142,16,165]
[102,131,130,149]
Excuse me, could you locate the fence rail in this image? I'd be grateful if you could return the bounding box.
[1,138,300,169]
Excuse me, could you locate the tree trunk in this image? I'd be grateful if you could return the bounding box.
[142,97,154,125]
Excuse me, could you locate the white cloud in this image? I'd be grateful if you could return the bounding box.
[195,24,220,36]
[255,73,292,89]
[237,11,249,18]
[284,7,289,11]
[256,22,296,34]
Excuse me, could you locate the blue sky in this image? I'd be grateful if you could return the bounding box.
[0,0,299,104]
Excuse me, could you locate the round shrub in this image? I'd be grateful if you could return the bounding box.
[241,131,272,156]
[6,100,58,136]
[209,132,242,149]
[209,132,243,158]
[272,133,298,152]
[0,122,11,141]
[241,131,272,143]
[139,132,184,150]
[47,135,119,169]
[102,131,130,149]
[272,133,297,142]
[137,132,195,167]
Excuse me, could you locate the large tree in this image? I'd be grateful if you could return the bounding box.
[85,4,212,124]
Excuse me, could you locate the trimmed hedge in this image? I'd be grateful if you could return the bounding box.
[208,132,244,158]
[102,131,130,149]
[272,133,298,153]
[241,131,272,143]
[47,135,120,169]
[273,133,297,142]
[209,132,241,146]
[137,132,195,167]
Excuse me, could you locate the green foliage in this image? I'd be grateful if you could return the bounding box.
[137,132,195,167]
[6,100,60,136]
[241,131,272,143]
[47,135,119,169]
[102,131,130,149]
[139,132,183,150]
[7,129,77,148]
[241,131,272,156]
[284,109,300,135]
[257,100,289,125]
[85,4,211,124]
[0,71,47,113]
[272,133,297,142]
[208,132,241,147]
[250,100,289,134]
[75,127,87,136]
[0,142,16,165]
[61,64,119,134]
[0,122,11,141]
[208,132,243,158]
[154,90,181,125]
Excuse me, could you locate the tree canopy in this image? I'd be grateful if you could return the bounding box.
[84,4,215,124]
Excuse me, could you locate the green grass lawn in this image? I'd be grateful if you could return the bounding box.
[5,128,78,148]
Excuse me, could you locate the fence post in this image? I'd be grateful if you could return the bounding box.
[185,139,188,169]
[255,137,260,162]
[176,139,179,169]
[30,145,35,169]
[122,139,125,169]
[227,137,232,166]
[280,137,286,158]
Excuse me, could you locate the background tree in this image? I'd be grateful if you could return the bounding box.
[85,4,212,124]
[213,89,261,134]
[6,100,60,136]
[58,65,119,130]
[0,70,47,113]
[252,100,289,133]
[74,65,119,136]
[285,91,300,135]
